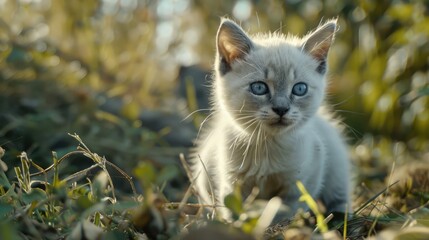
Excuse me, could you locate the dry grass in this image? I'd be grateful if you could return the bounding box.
[1,134,428,239]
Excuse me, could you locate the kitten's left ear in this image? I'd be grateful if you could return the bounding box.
[216,19,253,74]
[302,19,337,74]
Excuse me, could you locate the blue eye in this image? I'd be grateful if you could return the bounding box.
[292,82,308,96]
[250,81,269,95]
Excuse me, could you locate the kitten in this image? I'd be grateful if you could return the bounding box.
[190,18,350,220]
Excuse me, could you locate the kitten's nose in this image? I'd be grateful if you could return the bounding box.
[272,107,289,117]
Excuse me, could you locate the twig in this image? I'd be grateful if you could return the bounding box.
[313,213,334,233]
[29,151,86,177]
[354,180,399,215]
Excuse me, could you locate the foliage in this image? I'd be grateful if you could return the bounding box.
[0,135,187,239]
[0,0,429,239]
[296,181,328,233]
[1,138,428,239]
[0,136,140,239]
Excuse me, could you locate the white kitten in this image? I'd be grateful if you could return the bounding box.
[190,18,350,220]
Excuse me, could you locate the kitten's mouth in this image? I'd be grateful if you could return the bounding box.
[268,118,290,127]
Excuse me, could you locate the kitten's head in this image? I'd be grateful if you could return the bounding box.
[214,18,337,135]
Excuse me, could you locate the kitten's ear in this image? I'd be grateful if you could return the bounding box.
[217,19,253,73]
[302,19,337,74]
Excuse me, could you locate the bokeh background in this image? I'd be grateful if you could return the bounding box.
[1,0,428,202]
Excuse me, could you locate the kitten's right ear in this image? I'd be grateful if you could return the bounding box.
[217,19,253,74]
[302,19,337,74]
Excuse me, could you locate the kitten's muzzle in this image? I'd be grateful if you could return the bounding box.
[268,118,289,128]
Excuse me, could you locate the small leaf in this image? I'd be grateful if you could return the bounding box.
[93,171,109,200]
[418,87,429,96]
[120,101,140,120]
[95,110,121,124]
[0,221,20,240]
[0,171,11,189]
[0,160,8,172]
[22,188,47,205]
[6,47,30,63]
[0,184,17,201]
[0,202,14,218]
[387,3,414,22]
[224,193,243,215]
[133,162,156,188]
[0,147,4,159]
[156,165,179,186]
[76,195,94,210]
[297,181,328,233]
[94,212,101,226]
[68,220,103,240]
[81,202,106,220]
[241,217,259,233]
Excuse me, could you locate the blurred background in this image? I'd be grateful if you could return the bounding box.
[0,0,428,201]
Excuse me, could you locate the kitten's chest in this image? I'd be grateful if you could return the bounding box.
[225,133,319,198]
[227,137,303,178]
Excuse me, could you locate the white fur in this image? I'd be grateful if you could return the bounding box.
[191,19,350,219]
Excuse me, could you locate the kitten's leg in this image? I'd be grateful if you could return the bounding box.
[194,168,213,206]
[275,187,309,222]
[320,153,350,214]
[194,163,233,221]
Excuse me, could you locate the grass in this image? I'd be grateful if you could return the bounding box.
[1,133,428,240]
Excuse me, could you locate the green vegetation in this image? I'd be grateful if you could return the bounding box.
[1,0,428,239]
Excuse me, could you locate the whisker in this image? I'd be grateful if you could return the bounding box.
[234,115,255,122]
[183,108,212,121]
[341,121,363,139]
[334,109,365,115]
[240,120,259,170]
[229,136,241,166]
[254,121,263,166]
[330,94,355,108]
[238,71,259,81]
[228,110,258,113]
[239,99,246,112]
[261,123,266,157]
[240,118,259,132]
[196,111,217,140]
[242,60,264,75]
